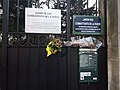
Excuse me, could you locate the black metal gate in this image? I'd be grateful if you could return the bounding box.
[1,0,108,90]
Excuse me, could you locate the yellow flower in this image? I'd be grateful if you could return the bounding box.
[46,38,62,57]
[46,45,52,57]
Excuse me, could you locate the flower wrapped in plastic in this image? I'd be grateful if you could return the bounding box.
[46,37,62,57]
[64,36,103,49]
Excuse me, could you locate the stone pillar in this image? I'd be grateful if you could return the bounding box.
[107,0,119,90]
[118,0,120,89]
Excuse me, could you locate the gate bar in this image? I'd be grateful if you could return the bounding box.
[2,0,9,90]
[66,0,71,90]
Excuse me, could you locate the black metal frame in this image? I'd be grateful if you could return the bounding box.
[1,0,107,90]
[2,0,9,89]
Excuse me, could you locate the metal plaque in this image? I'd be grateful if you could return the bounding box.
[73,15,103,35]
[79,49,98,82]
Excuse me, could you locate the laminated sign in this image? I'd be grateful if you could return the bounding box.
[79,49,98,82]
[73,15,103,35]
[25,8,61,34]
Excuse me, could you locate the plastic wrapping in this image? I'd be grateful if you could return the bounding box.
[64,36,103,49]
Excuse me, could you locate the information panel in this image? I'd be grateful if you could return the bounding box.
[73,15,103,35]
[79,49,98,82]
[25,8,61,34]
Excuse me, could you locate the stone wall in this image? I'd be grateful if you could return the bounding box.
[107,0,119,90]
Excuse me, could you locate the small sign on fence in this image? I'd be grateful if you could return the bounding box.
[79,49,98,82]
[25,8,61,34]
[73,15,103,35]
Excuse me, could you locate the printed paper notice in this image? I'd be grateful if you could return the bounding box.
[25,8,61,34]
[80,72,91,80]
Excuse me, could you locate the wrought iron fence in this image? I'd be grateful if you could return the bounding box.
[1,1,108,90]
[1,0,100,47]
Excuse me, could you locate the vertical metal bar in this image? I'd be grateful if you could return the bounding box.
[2,0,9,90]
[17,0,19,32]
[27,0,30,7]
[78,0,81,15]
[37,0,40,8]
[27,1,31,90]
[27,0,30,46]
[104,0,108,89]
[104,0,107,47]
[56,1,60,90]
[27,48,30,90]
[38,36,40,90]
[57,0,60,9]
[16,48,19,90]
[96,0,98,16]
[66,0,71,90]
[28,0,32,7]
[67,0,70,40]
[48,0,50,9]
[35,0,37,8]
[16,0,20,88]
[87,0,89,15]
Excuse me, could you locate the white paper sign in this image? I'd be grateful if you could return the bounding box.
[80,72,91,80]
[25,8,61,34]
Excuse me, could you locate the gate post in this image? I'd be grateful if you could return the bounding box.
[2,0,9,90]
[66,0,71,90]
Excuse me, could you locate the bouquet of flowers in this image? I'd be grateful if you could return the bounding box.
[46,37,62,57]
